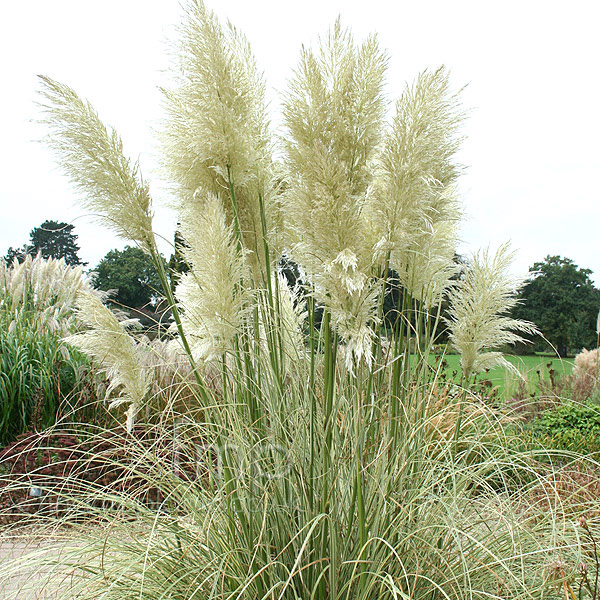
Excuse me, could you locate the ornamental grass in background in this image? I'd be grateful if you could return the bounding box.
[573,348,600,387]
[2,2,599,599]
[0,255,93,445]
[570,347,600,403]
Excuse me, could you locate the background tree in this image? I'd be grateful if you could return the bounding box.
[28,220,83,265]
[92,246,165,309]
[3,219,83,265]
[4,245,27,264]
[512,255,600,356]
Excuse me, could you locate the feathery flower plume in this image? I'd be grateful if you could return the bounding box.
[365,67,464,271]
[37,76,155,253]
[445,243,539,381]
[282,21,387,369]
[0,254,87,335]
[573,348,600,380]
[316,251,382,371]
[401,212,461,309]
[260,272,307,375]
[66,291,151,432]
[161,0,275,271]
[175,192,251,361]
[394,194,462,309]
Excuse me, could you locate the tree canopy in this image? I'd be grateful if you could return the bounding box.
[4,245,27,264]
[92,246,165,309]
[4,219,83,266]
[512,255,600,356]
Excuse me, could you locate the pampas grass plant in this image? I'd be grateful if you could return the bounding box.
[3,2,598,599]
[445,243,539,382]
[0,254,93,444]
[0,253,87,337]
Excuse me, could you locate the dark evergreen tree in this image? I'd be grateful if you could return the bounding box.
[4,245,27,264]
[28,220,83,265]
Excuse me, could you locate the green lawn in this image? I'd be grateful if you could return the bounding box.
[429,353,575,400]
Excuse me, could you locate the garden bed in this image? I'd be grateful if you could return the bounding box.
[0,427,181,525]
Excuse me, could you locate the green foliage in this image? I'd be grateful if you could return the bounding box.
[92,245,165,309]
[513,255,600,357]
[0,327,87,447]
[0,255,94,446]
[3,245,26,264]
[531,400,600,454]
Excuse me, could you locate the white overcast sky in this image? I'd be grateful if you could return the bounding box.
[1,0,599,282]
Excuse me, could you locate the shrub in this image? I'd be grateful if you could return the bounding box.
[0,426,176,524]
[530,400,600,455]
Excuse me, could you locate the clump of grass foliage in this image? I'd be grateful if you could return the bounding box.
[0,254,91,445]
[3,2,600,598]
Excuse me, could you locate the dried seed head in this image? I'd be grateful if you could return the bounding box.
[546,558,568,583]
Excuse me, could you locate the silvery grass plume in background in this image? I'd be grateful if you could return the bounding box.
[445,243,540,381]
[0,253,88,336]
[4,1,597,599]
[65,291,152,432]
